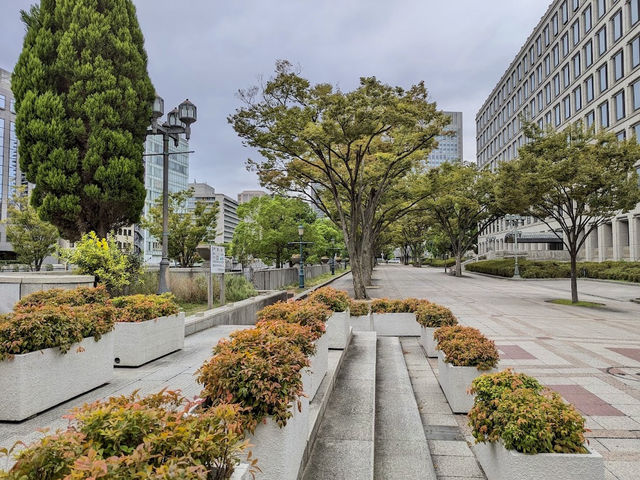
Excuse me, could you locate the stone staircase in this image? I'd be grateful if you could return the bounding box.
[302,332,437,480]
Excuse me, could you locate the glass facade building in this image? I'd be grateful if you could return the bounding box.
[427,111,463,167]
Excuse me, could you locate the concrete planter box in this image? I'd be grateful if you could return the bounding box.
[348,313,373,331]
[230,464,252,480]
[373,312,420,336]
[326,310,350,349]
[420,326,438,357]
[472,440,604,480]
[0,332,115,421]
[438,351,497,413]
[113,312,185,367]
[303,333,328,402]
[245,398,309,479]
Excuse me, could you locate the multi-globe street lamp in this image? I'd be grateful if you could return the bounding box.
[146,95,197,294]
[505,214,524,278]
[288,224,313,289]
[328,238,341,276]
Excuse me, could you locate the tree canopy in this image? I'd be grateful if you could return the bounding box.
[13,0,155,240]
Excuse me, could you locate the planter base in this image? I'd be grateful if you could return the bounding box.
[304,334,328,401]
[438,351,496,414]
[326,311,350,349]
[472,441,604,480]
[420,327,437,357]
[348,314,373,332]
[373,312,420,336]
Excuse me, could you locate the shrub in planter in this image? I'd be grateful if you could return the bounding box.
[255,320,316,357]
[111,293,180,323]
[308,286,350,312]
[416,303,457,357]
[434,325,499,370]
[15,285,111,308]
[349,299,370,316]
[371,297,425,313]
[1,390,251,480]
[197,327,309,432]
[256,300,329,340]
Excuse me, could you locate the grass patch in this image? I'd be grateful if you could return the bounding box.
[177,301,219,316]
[548,299,605,308]
[284,268,350,293]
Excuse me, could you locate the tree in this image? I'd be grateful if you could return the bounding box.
[308,217,345,263]
[142,190,219,267]
[421,162,499,276]
[387,209,431,266]
[13,0,155,241]
[3,189,59,271]
[231,195,316,268]
[229,61,448,298]
[496,123,640,303]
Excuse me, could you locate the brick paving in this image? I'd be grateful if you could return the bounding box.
[331,266,640,480]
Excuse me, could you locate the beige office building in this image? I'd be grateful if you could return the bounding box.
[477,0,640,261]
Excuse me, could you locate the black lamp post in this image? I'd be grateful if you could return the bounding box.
[146,95,197,294]
[288,224,313,289]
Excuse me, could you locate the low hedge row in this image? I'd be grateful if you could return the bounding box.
[422,257,457,267]
[0,287,180,359]
[466,258,640,282]
[434,325,499,370]
[469,370,588,454]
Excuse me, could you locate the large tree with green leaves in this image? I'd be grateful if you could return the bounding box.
[421,162,499,276]
[229,61,448,298]
[496,123,640,303]
[13,0,155,240]
[142,190,219,267]
[3,189,59,271]
[231,195,316,268]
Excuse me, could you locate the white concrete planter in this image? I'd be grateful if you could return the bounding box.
[326,310,350,349]
[245,398,309,480]
[373,312,421,336]
[0,332,115,421]
[303,333,328,402]
[472,440,604,480]
[349,313,373,331]
[230,464,252,480]
[420,326,438,357]
[113,312,185,367]
[437,351,497,413]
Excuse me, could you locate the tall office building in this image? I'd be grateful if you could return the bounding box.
[189,182,239,244]
[427,111,464,167]
[477,0,640,261]
[0,68,27,258]
[237,189,267,204]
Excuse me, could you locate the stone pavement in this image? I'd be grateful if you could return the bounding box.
[332,265,640,480]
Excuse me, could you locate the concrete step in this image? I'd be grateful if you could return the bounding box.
[301,332,377,480]
[374,337,437,480]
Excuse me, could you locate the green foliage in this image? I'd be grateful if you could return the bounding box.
[3,189,59,271]
[231,195,316,268]
[256,300,330,341]
[61,232,142,295]
[13,0,155,240]
[308,218,346,260]
[16,285,111,308]
[349,300,370,316]
[434,325,499,370]
[496,123,640,302]
[469,370,587,454]
[308,286,350,312]
[111,293,179,323]
[370,298,429,313]
[143,189,218,267]
[1,390,250,480]
[422,257,456,268]
[0,303,116,361]
[223,274,258,302]
[415,303,458,328]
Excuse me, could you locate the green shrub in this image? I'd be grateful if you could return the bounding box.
[309,286,350,312]
[256,300,330,340]
[434,325,499,370]
[0,303,116,360]
[224,274,258,302]
[169,274,209,304]
[16,285,111,308]
[111,293,180,323]
[469,372,588,455]
[423,257,456,267]
[349,299,370,316]
[2,390,251,480]
[415,303,458,328]
[371,298,430,313]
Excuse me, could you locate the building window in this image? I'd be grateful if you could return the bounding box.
[544,25,550,45]
[538,91,544,110]
[597,27,607,56]
[573,53,581,77]
[632,80,640,110]
[562,1,569,23]
[612,10,623,42]
[597,0,606,18]
[545,82,552,103]
[573,0,580,11]
[586,110,595,127]
[584,41,593,68]
[553,44,560,66]
[9,99,15,114]
[544,54,551,75]
[563,64,571,87]
[572,20,580,45]
[563,95,572,118]
[613,50,624,81]
[546,111,553,125]
[555,104,562,125]
[598,64,608,92]
[562,33,569,56]
[537,64,543,83]
[586,75,595,102]
[553,14,559,35]
[632,0,640,26]
[634,123,640,139]
[599,101,609,127]
[584,4,593,31]
[574,85,583,111]
[617,130,626,141]
[554,73,561,95]
[537,35,542,55]
[614,90,625,120]
[0,94,5,110]
[632,36,640,69]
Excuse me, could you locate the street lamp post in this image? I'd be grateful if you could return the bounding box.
[288,224,313,289]
[505,214,524,279]
[329,238,341,275]
[146,95,197,294]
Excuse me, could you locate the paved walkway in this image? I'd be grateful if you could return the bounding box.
[333,266,640,480]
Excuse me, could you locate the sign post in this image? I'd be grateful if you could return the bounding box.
[210,245,226,306]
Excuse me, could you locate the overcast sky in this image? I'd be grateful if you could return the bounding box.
[0,0,547,197]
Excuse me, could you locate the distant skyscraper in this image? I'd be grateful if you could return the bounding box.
[237,189,267,204]
[0,68,28,258]
[427,111,463,168]
[190,182,239,244]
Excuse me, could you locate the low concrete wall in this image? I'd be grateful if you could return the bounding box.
[0,273,95,313]
[184,290,288,336]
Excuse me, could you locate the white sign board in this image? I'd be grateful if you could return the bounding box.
[210,246,225,274]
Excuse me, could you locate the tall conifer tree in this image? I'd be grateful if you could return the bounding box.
[13,0,155,240]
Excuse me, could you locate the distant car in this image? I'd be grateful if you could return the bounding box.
[386,259,401,264]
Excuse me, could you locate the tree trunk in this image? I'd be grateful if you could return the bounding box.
[455,252,462,276]
[570,248,579,303]
[346,235,367,299]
